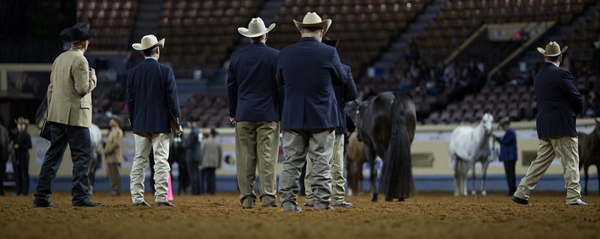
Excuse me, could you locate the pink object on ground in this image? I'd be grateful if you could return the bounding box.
[167,172,174,201]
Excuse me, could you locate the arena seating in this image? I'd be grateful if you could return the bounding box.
[158,0,263,69]
[77,0,138,52]
[269,0,431,76]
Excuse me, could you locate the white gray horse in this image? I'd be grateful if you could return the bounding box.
[87,123,103,195]
[449,113,494,197]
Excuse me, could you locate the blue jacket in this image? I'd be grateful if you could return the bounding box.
[334,64,357,134]
[277,37,346,130]
[534,62,583,138]
[227,42,281,122]
[126,58,182,134]
[494,128,517,161]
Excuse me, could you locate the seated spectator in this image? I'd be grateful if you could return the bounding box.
[399,71,416,92]
[424,69,441,96]
[457,67,472,89]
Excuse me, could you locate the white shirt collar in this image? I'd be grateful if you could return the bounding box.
[145,57,158,61]
[545,61,559,67]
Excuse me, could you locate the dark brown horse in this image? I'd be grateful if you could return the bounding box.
[356,91,416,202]
[578,118,600,195]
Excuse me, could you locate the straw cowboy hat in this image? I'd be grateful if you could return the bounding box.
[293,12,332,35]
[498,117,510,128]
[132,34,165,51]
[60,23,97,43]
[15,117,29,125]
[238,17,275,38]
[537,41,567,57]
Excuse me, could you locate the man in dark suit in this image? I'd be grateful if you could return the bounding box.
[512,41,586,206]
[277,12,346,212]
[227,17,280,209]
[493,117,517,196]
[33,23,102,207]
[127,34,182,207]
[304,37,357,207]
[185,117,201,195]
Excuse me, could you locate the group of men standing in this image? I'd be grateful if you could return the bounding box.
[228,12,357,211]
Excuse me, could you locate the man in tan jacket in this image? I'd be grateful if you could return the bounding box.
[33,23,103,207]
[105,116,124,196]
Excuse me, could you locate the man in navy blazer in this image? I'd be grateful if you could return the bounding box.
[304,37,357,208]
[512,41,586,206]
[493,117,517,196]
[277,12,346,212]
[127,35,182,207]
[227,17,281,209]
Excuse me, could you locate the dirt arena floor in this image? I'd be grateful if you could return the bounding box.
[0,191,599,239]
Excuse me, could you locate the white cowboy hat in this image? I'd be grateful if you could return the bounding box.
[132,34,165,51]
[293,12,332,35]
[238,17,276,38]
[537,41,567,57]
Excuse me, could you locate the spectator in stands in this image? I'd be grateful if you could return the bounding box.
[33,23,102,208]
[200,129,222,195]
[185,117,201,195]
[361,85,378,101]
[593,28,600,74]
[512,41,586,206]
[127,34,182,207]
[304,37,357,208]
[277,12,345,212]
[457,67,472,89]
[399,71,416,93]
[491,70,509,87]
[13,117,32,196]
[104,115,123,196]
[227,17,280,208]
[405,38,420,65]
[424,69,441,96]
[493,117,518,196]
[0,116,9,196]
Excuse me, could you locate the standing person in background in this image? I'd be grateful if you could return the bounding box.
[185,117,202,195]
[304,37,357,208]
[13,117,32,196]
[33,23,103,207]
[493,117,518,196]
[200,129,222,195]
[512,41,586,206]
[227,17,280,209]
[127,34,182,207]
[0,116,8,196]
[277,12,345,212]
[104,116,124,196]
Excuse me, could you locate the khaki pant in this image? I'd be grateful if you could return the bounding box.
[305,133,345,205]
[514,136,581,204]
[106,163,120,195]
[130,133,171,203]
[235,122,280,207]
[279,129,334,209]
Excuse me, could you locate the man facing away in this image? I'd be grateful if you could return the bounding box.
[33,23,102,207]
[277,12,346,212]
[227,17,281,209]
[185,117,202,195]
[512,41,586,206]
[304,37,357,207]
[127,34,182,207]
[200,129,222,195]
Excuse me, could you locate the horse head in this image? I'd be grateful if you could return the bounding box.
[481,113,494,135]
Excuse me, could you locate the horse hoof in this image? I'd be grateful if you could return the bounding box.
[398,198,405,202]
[371,198,378,202]
[454,192,459,197]
[385,197,393,202]
[471,191,477,197]
[482,191,487,197]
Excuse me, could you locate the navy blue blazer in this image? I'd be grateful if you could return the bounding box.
[334,64,357,134]
[494,128,517,161]
[126,58,182,134]
[534,62,583,138]
[227,42,280,122]
[277,37,346,130]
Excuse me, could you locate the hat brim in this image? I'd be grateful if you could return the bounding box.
[132,38,165,51]
[238,23,276,38]
[537,46,568,57]
[60,29,97,43]
[293,19,332,35]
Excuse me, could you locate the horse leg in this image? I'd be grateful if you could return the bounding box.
[471,162,477,197]
[481,160,490,197]
[584,165,589,196]
[364,146,378,202]
[462,162,469,196]
[453,155,460,197]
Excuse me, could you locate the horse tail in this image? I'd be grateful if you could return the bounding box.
[380,94,414,199]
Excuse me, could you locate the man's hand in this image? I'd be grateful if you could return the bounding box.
[14,144,19,149]
[230,117,236,125]
[89,67,96,77]
[174,125,183,136]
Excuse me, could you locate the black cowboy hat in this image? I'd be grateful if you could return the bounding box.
[60,23,97,43]
[322,36,339,48]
